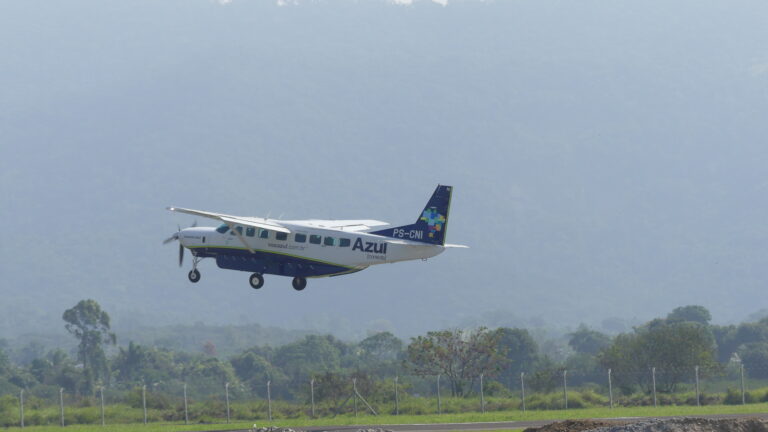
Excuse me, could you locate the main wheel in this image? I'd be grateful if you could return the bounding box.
[292,277,307,291]
[249,273,264,289]
[188,269,201,283]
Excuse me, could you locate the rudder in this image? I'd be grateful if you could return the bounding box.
[371,185,453,245]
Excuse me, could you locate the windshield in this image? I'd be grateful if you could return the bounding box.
[216,223,229,234]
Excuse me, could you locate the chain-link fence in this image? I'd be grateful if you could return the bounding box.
[5,364,768,427]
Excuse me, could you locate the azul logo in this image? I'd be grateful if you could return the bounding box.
[352,238,388,254]
[419,207,446,238]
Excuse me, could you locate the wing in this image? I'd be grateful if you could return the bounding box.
[283,219,389,232]
[167,207,291,233]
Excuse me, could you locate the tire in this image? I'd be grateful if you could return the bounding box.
[292,277,307,291]
[249,273,264,289]
[188,269,201,283]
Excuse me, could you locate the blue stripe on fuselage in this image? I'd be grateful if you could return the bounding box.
[189,246,360,278]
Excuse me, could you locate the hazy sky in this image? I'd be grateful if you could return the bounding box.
[2,0,768,341]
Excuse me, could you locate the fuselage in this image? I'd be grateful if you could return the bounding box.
[178,221,445,278]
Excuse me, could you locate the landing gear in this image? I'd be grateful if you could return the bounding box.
[188,269,201,283]
[292,277,307,291]
[188,256,202,283]
[249,273,264,289]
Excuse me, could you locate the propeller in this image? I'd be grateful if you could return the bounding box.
[163,221,196,267]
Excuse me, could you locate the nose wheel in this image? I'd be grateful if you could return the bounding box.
[188,269,201,283]
[292,277,307,291]
[249,273,264,289]
[187,256,202,283]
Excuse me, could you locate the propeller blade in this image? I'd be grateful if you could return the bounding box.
[178,243,184,267]
[162,233,178,245]
[191,220,198,228]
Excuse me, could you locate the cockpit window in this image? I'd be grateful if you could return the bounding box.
[216,223,230,234]
[235,226,243,236]
[246,227,256,237]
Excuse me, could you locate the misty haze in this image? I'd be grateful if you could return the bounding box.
[2,0,768,348]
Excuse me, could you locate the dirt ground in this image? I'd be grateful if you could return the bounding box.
[523,419,631,432]
[523,418,768,432]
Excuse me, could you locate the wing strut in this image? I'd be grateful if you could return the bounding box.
[223,221,256,254]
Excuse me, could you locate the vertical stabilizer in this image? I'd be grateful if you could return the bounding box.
[371,185,453,245]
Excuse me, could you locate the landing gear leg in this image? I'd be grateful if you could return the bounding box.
[188,256,202,283]
[292,277,307,291]
[249,273,264,289]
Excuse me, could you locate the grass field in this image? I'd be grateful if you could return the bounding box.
[4,402,768,432]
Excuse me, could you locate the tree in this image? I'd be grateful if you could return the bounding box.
[568,325,611,355]
[406,327,505,397]
[599,321,718,393]
[230,351,287,394]
[666,305,712,325]
[359,332,402,361]
[738,343,768,379]
[62,299,116,391]
[493,327,539,389]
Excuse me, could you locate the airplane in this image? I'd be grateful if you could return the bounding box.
[163,185,466,291]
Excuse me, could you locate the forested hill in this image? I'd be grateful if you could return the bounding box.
[4,322,313,364]
[3,0,768,339]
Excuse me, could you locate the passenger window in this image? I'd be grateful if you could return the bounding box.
[309,235,321,244]
[216,223,230,234]
[246,227,256,237]
[339,238,351,247]
[259,229,269,239]
[324,237,335,246]
[295,233,307,243]
[276,232,288,241]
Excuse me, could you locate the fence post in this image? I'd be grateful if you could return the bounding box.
[310,378,316,418]
[520,372,526,412]
[394,376,399,416]
[353,378,358,417]
[608,369,613,409]
[183,383,189,425]
[142,385,147,424]
[59,388,65,427]
[437,374,441,415]
[694,366,700,407]
[480,373,485,414]
[225,382,231,424]
[651,367,657,408]
[267,380,272,422]
[563,370,568,410]
[100,386,105,426]
[19,389,24,428]
[741,364,746,405]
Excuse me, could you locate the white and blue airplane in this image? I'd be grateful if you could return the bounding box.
[164,185,466,291]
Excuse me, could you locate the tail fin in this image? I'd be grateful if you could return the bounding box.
[371,185,453,245]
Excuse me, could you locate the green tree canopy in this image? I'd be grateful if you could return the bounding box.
[62,299,116,391]
[359,332,403,361]
[599,321,718,393]
[666,305,712,325]
[568,324,611,355]
[406,327,506,397]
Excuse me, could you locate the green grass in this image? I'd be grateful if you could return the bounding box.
[4,403,768,432]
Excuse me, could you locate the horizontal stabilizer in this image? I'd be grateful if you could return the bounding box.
[444,244,469,249]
